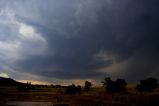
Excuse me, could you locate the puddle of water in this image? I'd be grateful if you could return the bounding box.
[5,101,53,106]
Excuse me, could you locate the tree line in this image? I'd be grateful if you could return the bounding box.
[65,77,158,94]
[0,76,158,94]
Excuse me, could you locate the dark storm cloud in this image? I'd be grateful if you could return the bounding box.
[0,0,159,83]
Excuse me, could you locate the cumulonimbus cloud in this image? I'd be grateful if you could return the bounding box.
[0,0,159,84]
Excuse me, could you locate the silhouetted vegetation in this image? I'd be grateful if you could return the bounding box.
[76,85,82,93]
[17,82,34,92]
[84,81,92,92]
[102,77,127,93]
[0,76,159,106]
[136,77,158,92]
[65,84,81,94]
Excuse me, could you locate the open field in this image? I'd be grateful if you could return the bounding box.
[0,86,159,106]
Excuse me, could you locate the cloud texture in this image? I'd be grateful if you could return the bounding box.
[0,0,159,84]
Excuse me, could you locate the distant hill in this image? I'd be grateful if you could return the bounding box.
[0,77,21,86]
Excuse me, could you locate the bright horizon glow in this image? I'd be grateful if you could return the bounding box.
[0,72,9,78]
[17,79,51,85]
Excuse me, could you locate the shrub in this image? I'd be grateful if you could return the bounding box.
[17,82,34,92]
[65,84,81,94]
[84,81,92,92]
[102,77,127,93]
[136,77,158,92]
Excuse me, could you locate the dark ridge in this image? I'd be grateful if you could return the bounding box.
[0,77,21,86]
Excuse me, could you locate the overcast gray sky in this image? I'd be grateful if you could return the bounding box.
[0,0,159,85]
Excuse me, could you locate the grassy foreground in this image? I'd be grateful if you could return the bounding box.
[0,86,159,106]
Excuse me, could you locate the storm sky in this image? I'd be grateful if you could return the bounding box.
[0,0,159,85]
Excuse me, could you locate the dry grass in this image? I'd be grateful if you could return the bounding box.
[0,86,159,106]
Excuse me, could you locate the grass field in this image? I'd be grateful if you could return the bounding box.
[0,86,159,106]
